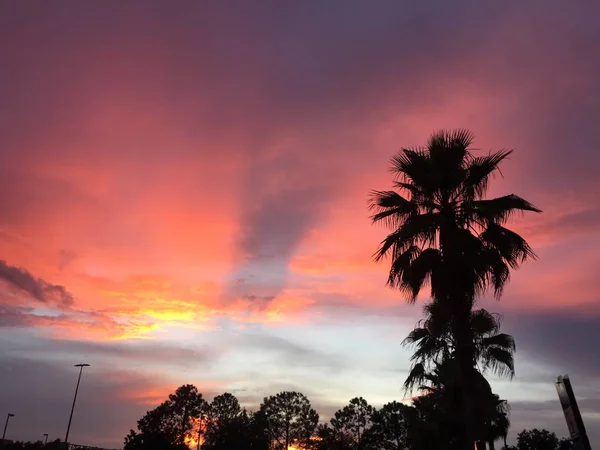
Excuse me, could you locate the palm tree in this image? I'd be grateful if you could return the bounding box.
[486,396,510,450]
[403,306,514,450]
[369,129,540,448]
[403,305,516,391]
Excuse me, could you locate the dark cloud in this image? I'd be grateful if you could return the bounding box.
[0,305,35,327]
[505,312,600,380]
[228,184,331,301]
[0,333,227,447]
[508,398,600,447]
[4,338,220,370]
[0,260,73,306]
[0,356,157,448]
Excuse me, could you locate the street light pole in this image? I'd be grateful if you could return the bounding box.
[64,363,90,444]
[2,413,14,441]
[43,434,49,445]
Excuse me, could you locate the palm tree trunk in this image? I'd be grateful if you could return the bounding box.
[489,438,495,450]
[441,227,477,450]
[452,302,477,450]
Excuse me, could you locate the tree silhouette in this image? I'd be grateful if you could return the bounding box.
[202,393,265,450]
[330,397,375,450]
[121,387,573,450]
[369,129,540,448]
[403,305,516,391]
[124,401,188,450]
[506,428,571,450]
[169,384,207,444]
[366,401,411,450]
[259,391,319,450]
[208,393,242,422]
[406,394,452,450]
[123,384,206,450]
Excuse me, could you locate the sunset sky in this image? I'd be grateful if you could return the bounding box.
[1,1,600,448]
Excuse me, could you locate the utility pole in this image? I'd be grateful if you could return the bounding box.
[2,413,15,442]
[64,363,90,444]
[556,375,592,450]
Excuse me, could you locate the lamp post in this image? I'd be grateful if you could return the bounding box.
[43,434,49,445]
[2,413,14,441]
[64,363,90,444]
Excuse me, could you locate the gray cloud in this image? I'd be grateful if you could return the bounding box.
[238,330,345,371]
[0,260,73,306]
[0,305,36,327]
[508,398,600,447]
[0,356,154,448]
[504,312,600,380]
[4,338,220,369]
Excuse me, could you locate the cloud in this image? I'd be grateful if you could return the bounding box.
[522,206,600,246]
[506,312,600,380]
[0,303,158,341]
[58,249,78,271]
[0,355,185,448]
[236,330,346,371]
[5,338,221,369]
[508,398,600,446]
[0,260,73,306]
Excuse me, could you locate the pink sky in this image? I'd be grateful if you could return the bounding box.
[1,1,600,448]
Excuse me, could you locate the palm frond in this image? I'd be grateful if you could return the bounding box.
[373,212,441,262]
[480,346,515,379]
[385,245,421,289]
[390,148,433,190]
[428,129,474,174]
[481,223,537,268]
[402,327,431,347]
[470,309,500,336]
[399,248,442,300]
[480,248,511,298]
[368,190,417,228]
[481,333,515,352]
[404,363,427,393]
[463,150,513,199]
[471,194,542,225]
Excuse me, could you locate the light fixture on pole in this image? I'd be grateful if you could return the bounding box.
[2,413,15,442]
[64,363,90,444]
[43,434,49,445]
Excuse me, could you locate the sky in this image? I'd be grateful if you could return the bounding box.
[1,0,600,448]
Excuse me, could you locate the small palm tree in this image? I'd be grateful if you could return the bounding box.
[370,130,539,448]
[403,305,516,391]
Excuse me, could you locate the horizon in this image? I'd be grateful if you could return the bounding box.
[1,1,600,448]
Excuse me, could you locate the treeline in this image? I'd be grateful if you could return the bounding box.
[124,386,417,450]
[122,384,571,450]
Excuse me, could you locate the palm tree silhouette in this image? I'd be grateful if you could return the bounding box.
[403,304,516,391]
[369,129,540,448]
